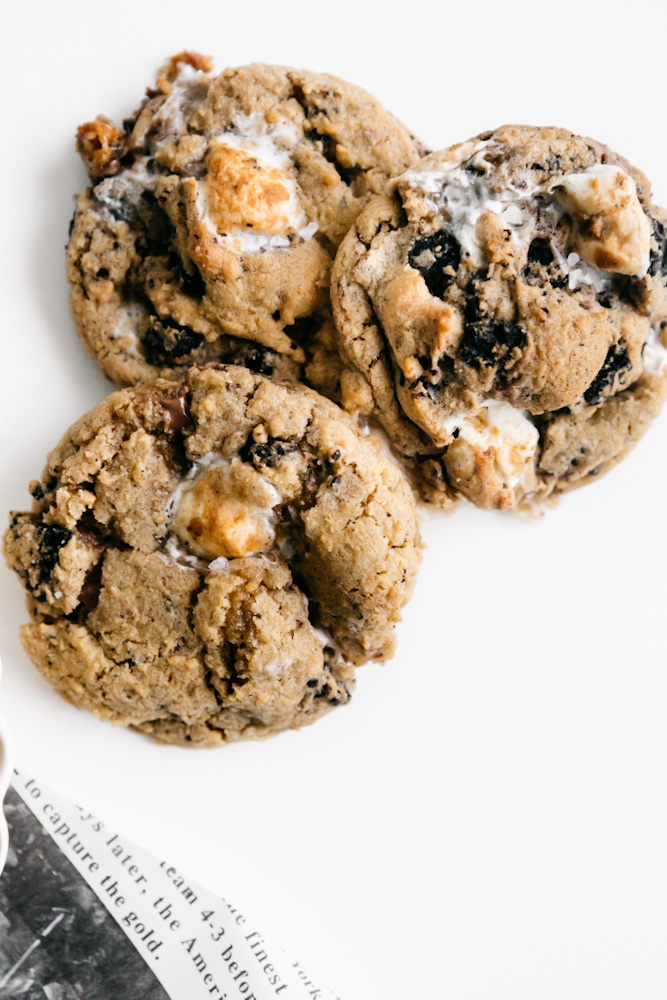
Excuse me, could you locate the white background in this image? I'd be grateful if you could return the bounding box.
[3,2,667,997]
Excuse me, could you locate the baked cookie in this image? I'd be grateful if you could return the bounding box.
[4,366,421,747]
[67,52,425,388]
[330,125,667,509]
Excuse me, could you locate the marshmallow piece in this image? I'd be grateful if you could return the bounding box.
[173,458,280,559]
[555,164,651,276]
[203,141,297,237]
[445,399,538,487]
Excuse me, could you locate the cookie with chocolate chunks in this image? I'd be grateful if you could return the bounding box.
[3,366,421,747]
[67,52,425,390]
[329,125,667,510]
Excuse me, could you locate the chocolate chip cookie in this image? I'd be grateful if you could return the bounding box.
[4,366,421,747]
[330,125,667,509]
[67,52,425,388]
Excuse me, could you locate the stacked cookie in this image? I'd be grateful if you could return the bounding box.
[5,53,667,745]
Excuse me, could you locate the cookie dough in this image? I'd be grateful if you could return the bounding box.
[4,366,421,746]
[67,52,425,387]
[330,125,667,509]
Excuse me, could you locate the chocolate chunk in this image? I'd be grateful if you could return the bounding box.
[527,238,554,266]
[141,316,203,364]
[459,297,526,368]
[76,560,104,616]
[168,252,205,299]
[523,237,568,290]
[225,345,277,376]
[408,229,461,299]
[154,387,190,434]
[583,344,631,405]
[240,436,298,468]
[31,477,57,502]
[38,524,72,583]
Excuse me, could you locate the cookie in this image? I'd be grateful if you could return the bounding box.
[329,125,667,510]
[4,366,421,747]
[67,52,425,388]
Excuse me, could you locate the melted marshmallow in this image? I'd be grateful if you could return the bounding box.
[208,556,230,572]
[159,534,206,570]
[169,455,281,560]
[311,626,345,663]
[198,115,317,253]
[443,399,539,490]
[554,163,651,275]
[642,323,667,375]
[94,64,210,223]
[559,251,611,294]
[111,300,148,355]
[399,142,536,264]
[153,63,208,140]
[93,160,156,217]
[399,148,649,283]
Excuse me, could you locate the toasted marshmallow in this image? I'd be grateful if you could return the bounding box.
[441,400,539,508]
[172,457,281,559]
[198,121,317,253]
[204,141,300,236]
[554,164,651,276]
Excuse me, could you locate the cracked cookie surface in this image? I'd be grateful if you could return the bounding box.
[330,125,667,510]
[4,366,421,747]
[67,53,424,388]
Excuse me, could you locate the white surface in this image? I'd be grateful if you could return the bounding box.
[2,2,667,997]
[0,660,13,877]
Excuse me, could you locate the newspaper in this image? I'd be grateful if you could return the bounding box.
[0,768,340,1000]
